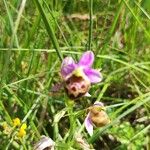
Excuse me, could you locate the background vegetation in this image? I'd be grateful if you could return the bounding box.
[0,0,150,149]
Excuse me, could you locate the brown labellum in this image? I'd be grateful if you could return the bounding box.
[65,75,90,99]
[88,105,110,127]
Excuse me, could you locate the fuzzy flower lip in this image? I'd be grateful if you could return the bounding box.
[61,51,102,83]
[84,101,109,136]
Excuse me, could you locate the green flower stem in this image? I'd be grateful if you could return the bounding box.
[65,99,76,142]
[34,0,63,62]
[51,104,59,140]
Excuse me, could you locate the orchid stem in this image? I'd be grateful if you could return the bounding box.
[65,99,75,142]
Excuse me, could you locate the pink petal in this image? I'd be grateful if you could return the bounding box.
[84,113,93,136]
[61,57,76,79]
[94,101,104,107]
[84,68,102,83]
[78,51,94,67]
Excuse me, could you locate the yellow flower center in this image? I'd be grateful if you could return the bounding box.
[73,67,84,77]
[95,106,105,111]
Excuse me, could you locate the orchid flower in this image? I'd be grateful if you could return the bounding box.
[84,102,110,136]
[61,51,102,82]
[61,51,102,98]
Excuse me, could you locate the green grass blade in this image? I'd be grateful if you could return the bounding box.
[88,0,93,50]
[33,0,63,61]
[123,0,150,39]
